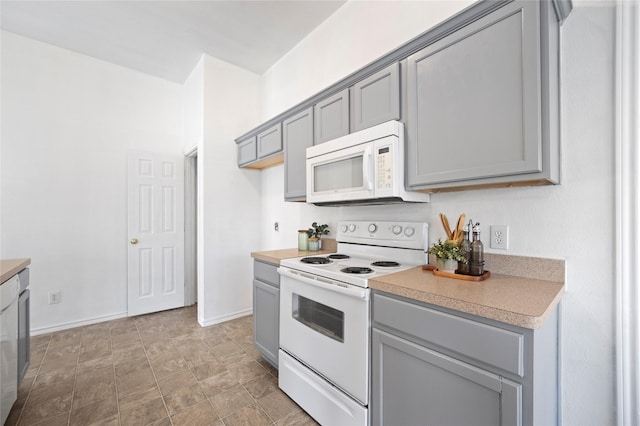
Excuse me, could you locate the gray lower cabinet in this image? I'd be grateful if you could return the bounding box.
[314,89,349,144]
[371,291,559,426]
[284,107,314,201]
[372,329,521,426]
[253,260,280,368]
[351,62,400,132]
[406,0,560,190]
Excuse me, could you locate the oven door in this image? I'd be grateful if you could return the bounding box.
[278,267,370,404]
[306,142,375,204]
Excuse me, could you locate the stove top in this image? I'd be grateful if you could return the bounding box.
[280,253,412,287]
[280,221,429,288]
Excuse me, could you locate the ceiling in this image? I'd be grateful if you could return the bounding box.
[0,0,346,83]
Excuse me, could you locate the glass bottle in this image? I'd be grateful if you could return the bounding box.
[459,225,471,275]
[470,222,484,275]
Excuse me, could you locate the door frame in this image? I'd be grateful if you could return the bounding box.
[184,148,198,307]
[615,2,640,424]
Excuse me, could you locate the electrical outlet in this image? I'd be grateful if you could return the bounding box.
[490,225,509,250]
[48,291,61,304]
[274,222,279,232]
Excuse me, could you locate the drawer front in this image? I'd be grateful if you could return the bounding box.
[373,293,524,376]
[254,260,279,288]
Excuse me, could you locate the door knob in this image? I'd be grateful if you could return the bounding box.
[130,238,138,245]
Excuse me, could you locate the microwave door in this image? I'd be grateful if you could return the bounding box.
[307,144,375,203]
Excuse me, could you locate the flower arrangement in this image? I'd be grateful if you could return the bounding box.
[427,239,468,263]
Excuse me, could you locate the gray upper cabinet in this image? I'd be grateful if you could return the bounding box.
[314,89,349,144]
[237,136,257,167]
[406,0,560,190]
[284,107,314,201]
[236,0,570,192]
[237,123,284,169]
[351,63,401,132]
[257,123,282,159]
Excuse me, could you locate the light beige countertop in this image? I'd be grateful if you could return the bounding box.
[251,245,564,329]
[370,254,565,330]
[251,240,337,265]
[1,258,31,284]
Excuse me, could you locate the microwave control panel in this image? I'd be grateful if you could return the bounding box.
[376,146,393,190]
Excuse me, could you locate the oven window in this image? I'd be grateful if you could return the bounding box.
[292,294,344,342]
[314,156,364,193]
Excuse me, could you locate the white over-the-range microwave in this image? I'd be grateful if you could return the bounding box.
[306,120,429,206]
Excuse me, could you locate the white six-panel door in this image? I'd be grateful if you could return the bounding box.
[127,151,184,316]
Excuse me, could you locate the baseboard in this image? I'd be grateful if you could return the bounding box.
[31,311,128,336]
[32,306,253,335]
[199,308,253,328]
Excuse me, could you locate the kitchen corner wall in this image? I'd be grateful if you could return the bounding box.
[184,55,262,327]
[0,31,184,331]
[259,2,616,425]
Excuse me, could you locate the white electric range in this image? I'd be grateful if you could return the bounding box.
[278,221,428,426]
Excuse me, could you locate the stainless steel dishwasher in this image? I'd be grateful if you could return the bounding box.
[0,275,20,424]
[17,268,30,383]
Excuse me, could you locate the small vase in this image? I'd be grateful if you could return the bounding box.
[298,230,309,251]
[308,238,320,251]
[437,258,458,272]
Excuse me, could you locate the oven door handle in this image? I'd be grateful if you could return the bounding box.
[279,267,369,301]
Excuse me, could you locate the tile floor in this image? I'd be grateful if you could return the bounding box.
[6,305,318,426]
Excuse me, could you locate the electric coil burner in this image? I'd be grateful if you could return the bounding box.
[341,267,374,274]
[371,260,401,268]
[327,254,350,260]
[278,221,429,426]
[300,257,331,265]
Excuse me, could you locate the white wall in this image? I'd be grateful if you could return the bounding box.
[0,31,184,332]
[183,58,204,154]
[196,54,262,326]
[258,1,616,424]
[261,0,475,120]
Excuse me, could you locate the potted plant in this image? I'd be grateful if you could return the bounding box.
[427,239,468,272]
[307,222,329,251]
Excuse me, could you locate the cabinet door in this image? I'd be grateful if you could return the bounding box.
[237,136,257,166]
[257,123,282,159]
[351,63,400,132]
[283,108,314,201]
[406,1,541,188]
[314,89,349,144]
[253,279,279,368]
[371,328,522,426]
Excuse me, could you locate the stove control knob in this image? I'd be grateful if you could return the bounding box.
[404,227,415,237]
[392,225,402,235]
[348,224,357,232]
[341,224,348,233]
[368,223,377,233]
